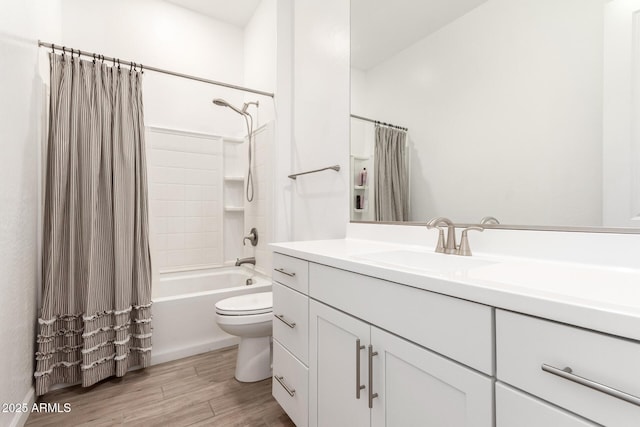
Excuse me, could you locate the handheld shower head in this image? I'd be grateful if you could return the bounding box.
[212,98,244,115]
[211,97,260,203]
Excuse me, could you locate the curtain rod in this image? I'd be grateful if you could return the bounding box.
[38,41,275,98]
[350,114,408,131]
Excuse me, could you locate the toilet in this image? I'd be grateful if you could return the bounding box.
[215,291,273,382]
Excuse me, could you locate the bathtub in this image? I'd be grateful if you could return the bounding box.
[151,266,272,365]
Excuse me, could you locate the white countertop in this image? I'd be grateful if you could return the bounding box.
[271,238,640,342]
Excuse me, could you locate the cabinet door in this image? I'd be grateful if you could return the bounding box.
[371,327,493,427]
[309,300,370,427]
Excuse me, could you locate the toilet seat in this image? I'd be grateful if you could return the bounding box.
[215,292,273,316]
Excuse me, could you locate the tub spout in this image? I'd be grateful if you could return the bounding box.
[235,257,256,267]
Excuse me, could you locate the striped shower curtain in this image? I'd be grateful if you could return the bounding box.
[35,53,152,395]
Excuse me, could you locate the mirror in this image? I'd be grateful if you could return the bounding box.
[350,0,640,231]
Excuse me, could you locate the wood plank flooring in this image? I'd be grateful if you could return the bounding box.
[26,346,295,427]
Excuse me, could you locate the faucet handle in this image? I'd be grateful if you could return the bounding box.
[433,226,446,253]
[457,226,484,256]
[480,216,500,225]
[243,227,258,247]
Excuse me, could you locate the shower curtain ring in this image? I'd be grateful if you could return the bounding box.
[117,59,121,70]
[92,53,96,64]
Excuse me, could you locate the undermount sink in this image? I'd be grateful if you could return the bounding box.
[354,249,498,274]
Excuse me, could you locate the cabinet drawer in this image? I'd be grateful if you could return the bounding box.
[273,340,308,427]
[273,282,309,365]
[273,253,309,294]
[309,263,493,374]
[496,310,640,427]
[496,383,597,427]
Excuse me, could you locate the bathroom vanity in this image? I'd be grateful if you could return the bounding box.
[270,238,640,427]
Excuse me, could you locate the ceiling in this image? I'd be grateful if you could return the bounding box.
[351,0,488,71]
[165,0,261,28]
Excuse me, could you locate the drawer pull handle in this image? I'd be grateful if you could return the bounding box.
[355,339,365,399]
[275,268,296,277]
[541,364,640,407]
[368,345,379,408]
[275,375,296,397]
[274,314,296,329]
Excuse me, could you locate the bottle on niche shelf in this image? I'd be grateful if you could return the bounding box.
[359,168,367,186]
[355,195,361,210]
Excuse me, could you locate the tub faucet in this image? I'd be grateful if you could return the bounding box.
[235,257,256,267]
[426,217,457,254]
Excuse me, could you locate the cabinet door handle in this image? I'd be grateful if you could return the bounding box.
[355,339,365,399]
[274,268,296,277]
[541,364,640,407]
[368,345,379,408]
[274,314,296,329]
[274,375,296,397]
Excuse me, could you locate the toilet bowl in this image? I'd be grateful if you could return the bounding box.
[215,292,273,382]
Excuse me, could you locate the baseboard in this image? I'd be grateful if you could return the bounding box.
[150,337,240,366]
[9,386,35,427]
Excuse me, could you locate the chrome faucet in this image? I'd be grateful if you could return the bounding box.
[426,217,457,254]
[235,257,256,267]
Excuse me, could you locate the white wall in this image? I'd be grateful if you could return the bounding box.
[243,0,278,271]
[244,0,277,126]
[272,0,295,243]
[0,1,61,426]
[60,0,246,137]
[289,0,350,240]
[353,0,604,226]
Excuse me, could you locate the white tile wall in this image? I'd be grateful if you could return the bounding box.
[223,138,246,262]
[147,127,223,271]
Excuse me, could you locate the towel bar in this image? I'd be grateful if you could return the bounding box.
[288,165,340,180]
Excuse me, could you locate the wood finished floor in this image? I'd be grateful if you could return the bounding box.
[25,346,295,427]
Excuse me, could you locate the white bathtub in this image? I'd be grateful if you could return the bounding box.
[151,266,272,365]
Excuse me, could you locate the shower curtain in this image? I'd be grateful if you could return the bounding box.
[374,125,409,221]
[34,53,152,395]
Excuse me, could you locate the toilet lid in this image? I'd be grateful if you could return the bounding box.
[215,292,273,316]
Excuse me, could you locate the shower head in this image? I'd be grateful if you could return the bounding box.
[212,98,245,115]
[213,98,260,116]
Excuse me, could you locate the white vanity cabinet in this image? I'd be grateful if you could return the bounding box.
[308,299,493,427]
[495,383,598,427]
[496,310,640,427]
[272,240,640,427]
[308,299,370,427]
[307,262,494,427]
[272,254,310,427]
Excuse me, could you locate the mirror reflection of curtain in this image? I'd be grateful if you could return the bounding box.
[374,125,409,221]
